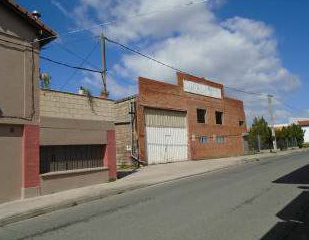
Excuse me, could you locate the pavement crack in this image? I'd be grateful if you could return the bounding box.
[13,196,155,240]
[230,186,273,212]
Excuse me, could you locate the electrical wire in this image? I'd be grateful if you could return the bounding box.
[53,41,100,70]
[273,97,309,115]
[30,0,209,45]
[105,37,269,97]
[40,56,103,73]
[59,43,99,90]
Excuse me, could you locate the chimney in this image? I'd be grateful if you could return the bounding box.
[31,10,41,20]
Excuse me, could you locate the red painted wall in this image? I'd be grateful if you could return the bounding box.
[22,125,40,189]
[103,130,117,180]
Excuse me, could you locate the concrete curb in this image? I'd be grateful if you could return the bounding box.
[0,148,308,227]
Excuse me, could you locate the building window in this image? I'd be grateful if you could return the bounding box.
[215,136,226,144]
[197,109,206,123]
[215,111,223,125]
[239,120,244,127]
[40,145,104,174]
[199,136,208,144]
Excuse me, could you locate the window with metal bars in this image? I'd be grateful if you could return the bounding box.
[40,145,104,174]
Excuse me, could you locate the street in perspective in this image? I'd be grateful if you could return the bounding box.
[0,0,309,239]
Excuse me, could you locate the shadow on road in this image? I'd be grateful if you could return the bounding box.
[260,163,309,240]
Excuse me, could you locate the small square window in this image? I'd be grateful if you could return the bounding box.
[215,111,223,125]
[199,136,208,144]
[239,121,244,127]
[215,136,226,144]
[196,109,206,123]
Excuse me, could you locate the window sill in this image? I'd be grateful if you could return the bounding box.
[40,167,108,177]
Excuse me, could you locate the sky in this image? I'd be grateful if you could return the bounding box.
[15,0,309,125]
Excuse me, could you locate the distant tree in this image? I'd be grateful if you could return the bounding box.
[248,117,272,151]
[289,124,305,148]
[275,124,304,149]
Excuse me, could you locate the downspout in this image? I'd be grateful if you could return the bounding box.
[130,98,145,167]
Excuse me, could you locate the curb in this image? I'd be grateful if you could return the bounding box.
[0,148,308,227]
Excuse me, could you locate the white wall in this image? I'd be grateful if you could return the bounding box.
[303,126,309,143]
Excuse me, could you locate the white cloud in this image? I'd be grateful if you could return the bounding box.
[82,72,136,99]
[71,0,302,123]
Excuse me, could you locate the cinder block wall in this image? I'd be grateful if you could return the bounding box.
[40,90,115,121]
[115,97,136,167]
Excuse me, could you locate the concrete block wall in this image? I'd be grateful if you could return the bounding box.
[40,90,115,122]
[115,98,135,167]
[115,123,131,166]
[115,100,131,123]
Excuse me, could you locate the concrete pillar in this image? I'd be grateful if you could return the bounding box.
[22,125,40,198]
[103,130,116,180]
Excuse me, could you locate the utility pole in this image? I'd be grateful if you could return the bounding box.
[100,33,108,98]
[257,132,261,153]
[268,94,278,152]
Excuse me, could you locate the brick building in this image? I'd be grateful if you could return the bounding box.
[115,73,247,166]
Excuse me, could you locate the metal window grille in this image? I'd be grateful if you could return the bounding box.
[40,145,104,174]
[199,136,208,144]
[215,136,226,144]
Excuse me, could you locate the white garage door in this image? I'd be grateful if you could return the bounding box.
[144,108,188,164]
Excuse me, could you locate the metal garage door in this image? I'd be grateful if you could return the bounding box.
[144,108,188,164]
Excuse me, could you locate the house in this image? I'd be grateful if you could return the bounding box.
[115,73,247,166]
[298,121,309,143]
[0,0,56,203]
[0,1,116,204]
[290,119,309,143]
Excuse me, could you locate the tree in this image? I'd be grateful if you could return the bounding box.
[248,117,272,151]
[275,124,305,149]
[289,124,305,148]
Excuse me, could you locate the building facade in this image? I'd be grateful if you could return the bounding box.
[115,73,247,166]
[0,1,116,204]
[0,0,56,203]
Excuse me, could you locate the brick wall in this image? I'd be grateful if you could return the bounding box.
[40,90,115,121]
[137,73,247,162]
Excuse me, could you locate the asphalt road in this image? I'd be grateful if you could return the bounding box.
[1,151,309,240]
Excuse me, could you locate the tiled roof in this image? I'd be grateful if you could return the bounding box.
[298,120,309,127]
[1,0,56,45]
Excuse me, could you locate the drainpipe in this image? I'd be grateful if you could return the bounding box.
[129,98,145,167]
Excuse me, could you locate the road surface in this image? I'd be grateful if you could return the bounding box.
[1,151,309,240]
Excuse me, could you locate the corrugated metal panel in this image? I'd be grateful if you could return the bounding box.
[144,108,186,128]
[145,108,188,164]
[146,127,188,164]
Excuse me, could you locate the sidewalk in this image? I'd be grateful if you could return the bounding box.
[0,148,307,227]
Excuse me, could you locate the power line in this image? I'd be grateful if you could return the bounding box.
[40,56,103,73]
[59,43,99,90]
[30,0,209,45]
[273,96,309,115]
[106,38,186,74]
[105,37,269,97]
[53,41,100,70]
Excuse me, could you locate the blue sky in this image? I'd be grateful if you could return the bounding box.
[15,0,309,124]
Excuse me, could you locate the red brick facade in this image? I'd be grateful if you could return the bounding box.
[136,73,247,162]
